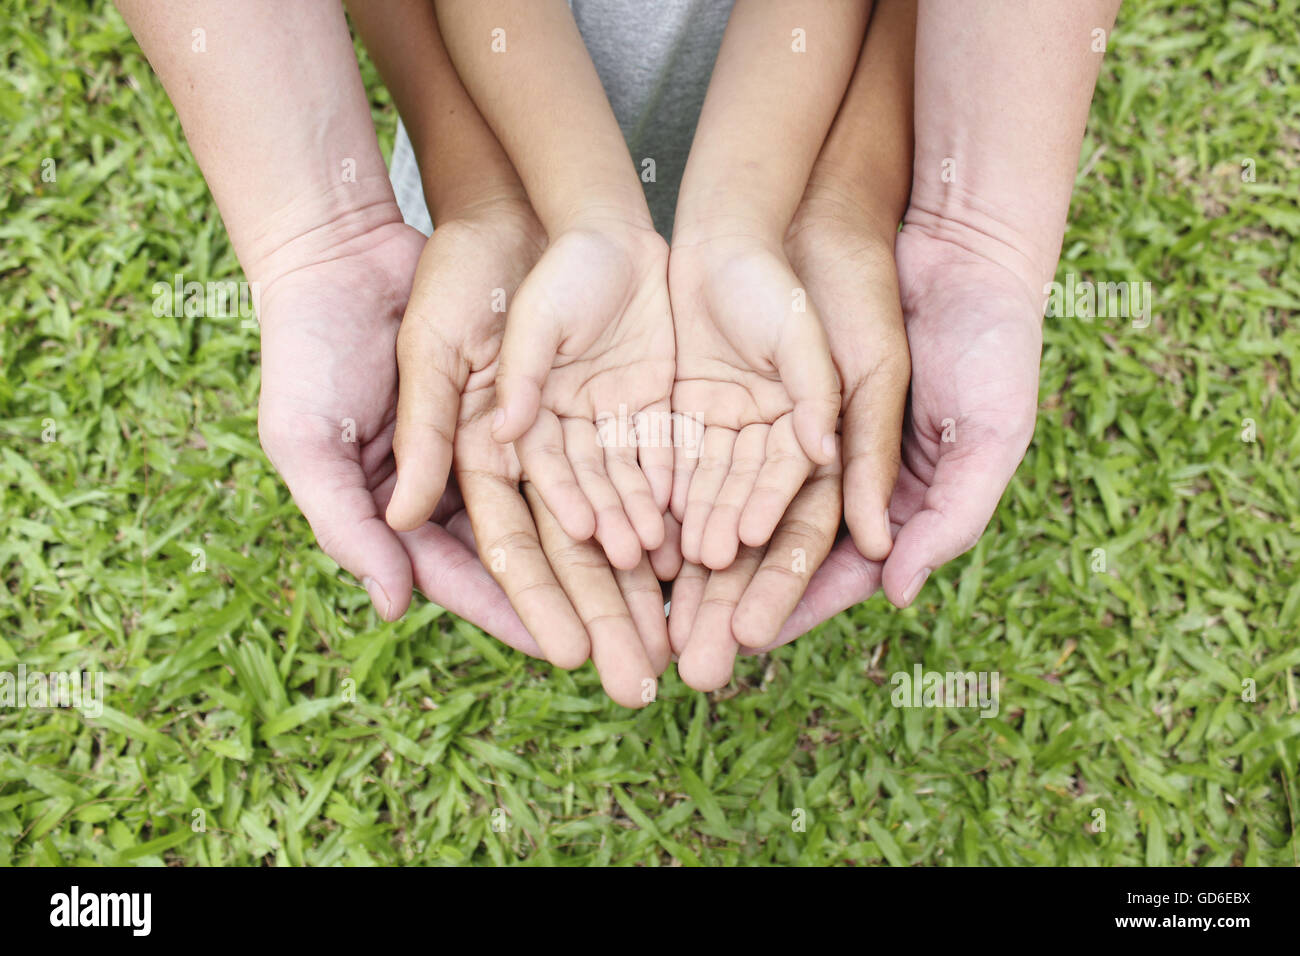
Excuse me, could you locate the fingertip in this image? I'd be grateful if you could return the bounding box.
[558,503,597,543]
[548,639,591,672]
[363,574,410,623]
[385,479,442,534]
[700,534,739,572]
[847,505,893,562]
[677,647,734,693]
[605,539,644,572]
[731,604,775,649]
[882,548,931,608]
[490,377,541,443]
[738,510,777,550]
[635,511,666,554]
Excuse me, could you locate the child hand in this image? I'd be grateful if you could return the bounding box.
[668,234,840,572]
[489,222,676,570]
[785,197,911,561]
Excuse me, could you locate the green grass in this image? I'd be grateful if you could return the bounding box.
[1,0,1298,866]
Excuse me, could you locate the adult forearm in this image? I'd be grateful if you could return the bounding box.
[114,0,398,283]
[907,0,1121,289]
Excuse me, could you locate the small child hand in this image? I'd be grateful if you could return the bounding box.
[668,234,841,572]
[489,222,676,570]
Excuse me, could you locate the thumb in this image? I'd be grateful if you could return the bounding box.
[841,359,909,561]
[776,307,840,466]
[386,322,467,532]
[881,436,1024,608]
[491,267,564,444]
[764,538,883,650]
[267,430,414,621]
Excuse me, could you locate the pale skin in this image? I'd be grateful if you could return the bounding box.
[671,0,916,690]
[347,0,667,706]
[119,0,1121,701]
[687,0,1123,682]
[115,0,667,705]
[669,0,869,576]
[433,0,675,571]
[114,0,535,645]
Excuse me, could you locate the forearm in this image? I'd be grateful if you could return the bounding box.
[907,0,1122,288]
[674,0,871,243]
[800,0,917,241]
[114,0,398,283]
[433,0,649,234]
[345,0,528,224]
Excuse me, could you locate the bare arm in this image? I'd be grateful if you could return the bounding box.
[673,0,872,245]
[432,0,651,234]
[344,0,529,224]
[114,0,400,284]
[906,0,1122,291]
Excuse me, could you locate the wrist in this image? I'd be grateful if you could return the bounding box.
[547,183,656,238]
[902,191,1060,296]
[241,177,406,289]
[439,194,548,255]
[795,158,908,242]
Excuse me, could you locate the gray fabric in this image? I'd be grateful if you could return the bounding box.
[389,0,735,239]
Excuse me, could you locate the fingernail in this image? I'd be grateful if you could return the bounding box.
[362,576,393,620]
[491,408,506,432]
[821,433,836,461]
[881,507,893,543]
[903,567,931,606]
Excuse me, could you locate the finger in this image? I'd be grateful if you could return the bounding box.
[602,416,666,552]
[615,556,672,676]
[399,520,542,659]
[525,483,658,709]
[669,407,705,521]
[700,423,767,571]
[677,546,763,692]
[565,418,643,570]
[776,306,840,466]
[268,433,413,622]
[458,467,589,669]
[649,509,684,582]
[387,324,466,532]
[491,278,563,444]
[636,400,675,514]
[738,415,814,548]
[841,360,908,561]
[679,425,736,565]
[733,466,841,649]
[881,438,1025,608]
[760,537,883,651]
[666,560,710,658]
[513,411,596,541]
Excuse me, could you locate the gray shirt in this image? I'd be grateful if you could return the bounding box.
[389,0,735,239]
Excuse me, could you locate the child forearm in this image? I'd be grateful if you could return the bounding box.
[674,0,872,244]
[800,0,917,240]
[432,0,651,234]
[345,0,528,225]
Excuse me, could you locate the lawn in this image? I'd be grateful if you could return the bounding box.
[0,0,1297,866]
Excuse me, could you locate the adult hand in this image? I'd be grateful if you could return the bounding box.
[755,221,1045,649]
[254,215,537,655]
